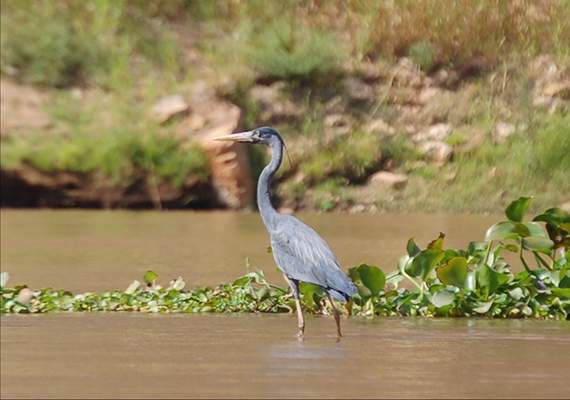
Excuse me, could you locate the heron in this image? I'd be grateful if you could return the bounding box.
[215,127,357,338]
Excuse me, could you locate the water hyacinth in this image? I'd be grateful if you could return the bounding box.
[1,198,569,319]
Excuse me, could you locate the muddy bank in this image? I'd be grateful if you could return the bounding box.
[0,166,218,209]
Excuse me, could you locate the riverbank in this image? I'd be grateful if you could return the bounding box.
[1,1,569,212]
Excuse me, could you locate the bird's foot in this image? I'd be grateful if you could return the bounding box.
[296,326,305,341]
[336,329,343,341]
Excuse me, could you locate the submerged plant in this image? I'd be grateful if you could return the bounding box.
[1,198,568,319]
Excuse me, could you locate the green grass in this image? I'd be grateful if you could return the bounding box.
[372,113,570,212]
[244,22,346,82]
[0,0,181,88]
[313,177,353,212]
[1,130,209,187]
[300,131,383,184]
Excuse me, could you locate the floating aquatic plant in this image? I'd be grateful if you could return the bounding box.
[1,198,569,319]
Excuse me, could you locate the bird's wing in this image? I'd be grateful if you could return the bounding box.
[270,216,356,297]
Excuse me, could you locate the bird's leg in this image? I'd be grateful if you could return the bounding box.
[294,297,305,338]
[326,293,342,338]
[284,275,304,338]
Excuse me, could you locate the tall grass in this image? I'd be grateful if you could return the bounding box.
[0,0,181,88]
[360,0,570,67]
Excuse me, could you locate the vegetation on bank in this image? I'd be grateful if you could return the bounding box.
[2,198,569,319]
[1,129,209,188]
[1,1,569,211]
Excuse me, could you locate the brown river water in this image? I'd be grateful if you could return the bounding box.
[1,210,570,399]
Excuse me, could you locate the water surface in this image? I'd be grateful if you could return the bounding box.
[2,210,568,399]
[2,314,569,399]
[1,210,498,292]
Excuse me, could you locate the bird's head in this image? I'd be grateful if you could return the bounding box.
[214,126,283,147]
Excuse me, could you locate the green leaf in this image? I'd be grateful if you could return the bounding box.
[467,241,487,256]
[522,222,548,238]
[406,238,421,257]
[476,264,509,293]
[427,232,445,251]
[505,196,532,222]
[430,289,455,308]
[353,264,385,296]
[232,275,252,287]
[559,264,570,288]
[485,221,519,241]
[508,287,524,300]
[533,208,570,230]
[143,270,158,286]
[473,300,493,314]
[436,257,468,288]
[299,282,323,309]
[551,288,570,299]
[407,249,444,279]
[522,237,554,255]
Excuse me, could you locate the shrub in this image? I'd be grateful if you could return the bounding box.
[300,131,382,184]
[0,0,180,87]
[245,21,347,81]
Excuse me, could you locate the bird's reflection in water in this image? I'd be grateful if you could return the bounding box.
[266,337,348,373]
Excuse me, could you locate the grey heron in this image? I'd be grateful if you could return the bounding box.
[215,127,357,338]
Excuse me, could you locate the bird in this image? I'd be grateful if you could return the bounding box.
[215,127,357,338]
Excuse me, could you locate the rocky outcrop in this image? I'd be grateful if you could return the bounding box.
[368,171,408,190]
[184,83,254,209]
[151,94,190,124]
[530,55,570,112]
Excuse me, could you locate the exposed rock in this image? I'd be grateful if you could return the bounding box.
[413,123,452,143]
[249,82,302,123]
[417,87,440,105]
[342,76,376,102]
[348,204,367,214]
[392,58,425,88]
[151,94,190,124]
[364,118,395,135]
[355,61,385,83]
[493,122,516,144]
[324,95,345,113]
[368,171,408,190]
[419,141,453,163]
[560,202,570,213]
[0,79,51,136]
[185,113,207,131]
[190,85,253,208]
[529,55,570,111]
[324,113,350,128]
[432,68,460,88]
[543,81,570,99]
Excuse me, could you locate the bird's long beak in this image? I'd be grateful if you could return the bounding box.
[213,131,254,142]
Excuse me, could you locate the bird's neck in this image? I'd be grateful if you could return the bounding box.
[257,141,283,230]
